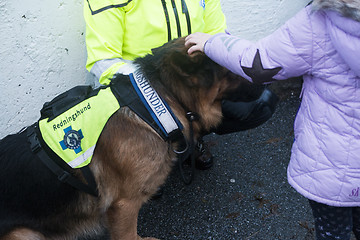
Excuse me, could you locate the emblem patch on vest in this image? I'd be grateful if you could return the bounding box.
[59,126,84,154]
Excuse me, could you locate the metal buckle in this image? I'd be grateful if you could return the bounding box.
[186,112,200,122]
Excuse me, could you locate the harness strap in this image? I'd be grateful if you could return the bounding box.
[27,125,99,197]
[111,73,184,143]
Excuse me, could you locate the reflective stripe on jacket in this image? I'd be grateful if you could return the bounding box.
[84,0,226,85]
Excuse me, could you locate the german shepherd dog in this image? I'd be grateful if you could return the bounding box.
[0,37,264,240]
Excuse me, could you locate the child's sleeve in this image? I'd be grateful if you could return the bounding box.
[204,7,313,84]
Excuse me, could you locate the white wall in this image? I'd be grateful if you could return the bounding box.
[0,0,87,138]
[222,0,309,40]
[0,0,309,138]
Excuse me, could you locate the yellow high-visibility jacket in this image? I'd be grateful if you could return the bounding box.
[84,0,227,85]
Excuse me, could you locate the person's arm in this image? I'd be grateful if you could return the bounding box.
[186,6,314,84]
[84,0,133,85]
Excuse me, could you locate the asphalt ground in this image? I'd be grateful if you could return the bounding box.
[86,89,324,240]
[135,94,316,240]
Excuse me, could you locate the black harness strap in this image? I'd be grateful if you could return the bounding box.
[27,125,99,197]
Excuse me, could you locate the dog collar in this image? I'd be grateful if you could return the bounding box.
[129,69,184,139]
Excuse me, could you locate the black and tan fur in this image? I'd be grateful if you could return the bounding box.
[0,37,264,240]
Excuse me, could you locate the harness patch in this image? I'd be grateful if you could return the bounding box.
[59,126,84,154]
[130,69,183,138]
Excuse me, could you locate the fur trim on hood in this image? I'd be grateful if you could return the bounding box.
[312,0,360,21]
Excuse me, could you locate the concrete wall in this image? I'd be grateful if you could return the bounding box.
[0,0,309,138]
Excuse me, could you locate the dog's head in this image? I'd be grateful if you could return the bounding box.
[135,37,265,132]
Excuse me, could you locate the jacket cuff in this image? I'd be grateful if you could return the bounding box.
[204,33,254,82]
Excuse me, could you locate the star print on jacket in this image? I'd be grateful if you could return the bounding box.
[242,50,282,84]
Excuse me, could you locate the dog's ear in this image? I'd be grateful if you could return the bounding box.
[168,50,207,77]
[150,38,216,88]
[150,42,200,76]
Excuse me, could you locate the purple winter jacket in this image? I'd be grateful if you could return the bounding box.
[204,0,360,207]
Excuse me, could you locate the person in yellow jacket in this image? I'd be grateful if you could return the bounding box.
[84,0,226,85]
[83,0,278,181]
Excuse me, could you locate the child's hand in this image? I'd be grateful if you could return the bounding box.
[185,32,212,55]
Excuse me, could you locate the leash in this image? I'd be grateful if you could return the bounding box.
[173,112,199,185]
